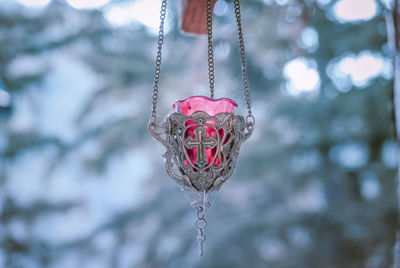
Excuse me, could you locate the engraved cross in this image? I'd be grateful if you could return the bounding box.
[187,127,217,166]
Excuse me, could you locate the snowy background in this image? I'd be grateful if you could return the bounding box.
[0,0,398,267]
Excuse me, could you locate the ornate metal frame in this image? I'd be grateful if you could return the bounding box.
[149,111,253,199]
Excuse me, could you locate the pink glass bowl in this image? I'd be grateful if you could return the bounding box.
[173,96,237,168]
[173,96,237,116]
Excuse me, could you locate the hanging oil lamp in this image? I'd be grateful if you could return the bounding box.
[148,0,255,256]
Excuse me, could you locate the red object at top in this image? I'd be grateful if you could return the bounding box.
[173,96,237,116]
[173,96,236,168]
[180,0,218,35]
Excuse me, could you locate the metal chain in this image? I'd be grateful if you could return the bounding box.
[150,0,167,124]
[206,0,215,99]
[194,190,208,256]
[195,206,207,256]
[150,0,254,130]
[233,0,255,128]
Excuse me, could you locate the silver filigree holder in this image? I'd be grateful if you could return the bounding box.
[148,0,254,256]
[149,111,254,255]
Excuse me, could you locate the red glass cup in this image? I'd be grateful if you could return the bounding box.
[173,96,237,168]
[173,96,237,116]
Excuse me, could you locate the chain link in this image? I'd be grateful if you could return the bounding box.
[206,0,215,99]
[194,190,208,256]
[150,0,167,123]
[234,0,253,121]
[151,0,253,128]
[195,206,207,256]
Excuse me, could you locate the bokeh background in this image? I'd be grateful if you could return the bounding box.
[0,0,399,267]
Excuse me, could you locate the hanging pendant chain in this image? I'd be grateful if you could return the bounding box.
[151,0,167,123]
[206,0,215,99]
[233,0,254,124]
[150,0,254,129]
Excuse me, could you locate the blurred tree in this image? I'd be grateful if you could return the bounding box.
[0,0,397,268]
